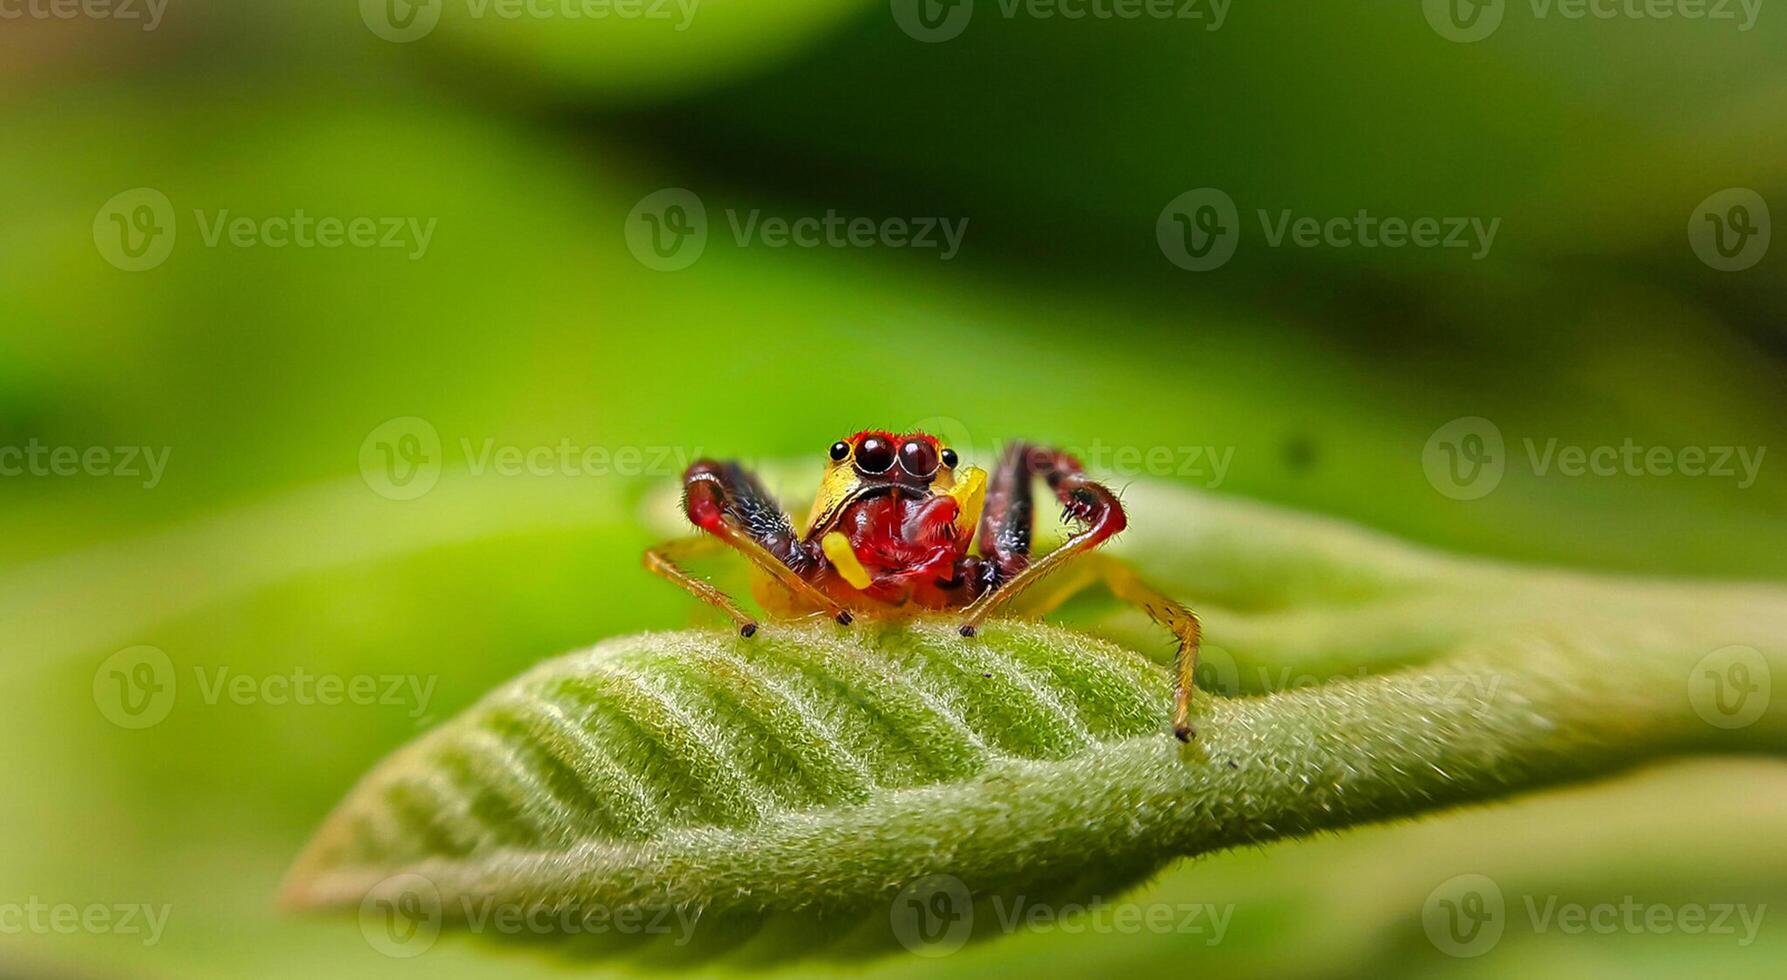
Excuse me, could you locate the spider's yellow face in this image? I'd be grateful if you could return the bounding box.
[804,430,984,540]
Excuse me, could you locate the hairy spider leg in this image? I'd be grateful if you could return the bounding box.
[960,442,1202,739]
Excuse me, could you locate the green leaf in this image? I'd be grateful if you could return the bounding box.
[283,480,1787,959]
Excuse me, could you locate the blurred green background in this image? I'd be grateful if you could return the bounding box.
[4,1,1787,976]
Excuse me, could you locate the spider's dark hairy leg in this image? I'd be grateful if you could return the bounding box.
[960,460,1126,629]
[955,443,1207,734]
[683,461,811,569]
[975,441,1126,565]
[974,442,1038,582]
[945,555,1001,637]
[679,460,854,627]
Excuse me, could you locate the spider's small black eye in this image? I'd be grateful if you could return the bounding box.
[829,441,850,462]
[855,436,895,473]
[899,440,940,478]
[940,448,959,469]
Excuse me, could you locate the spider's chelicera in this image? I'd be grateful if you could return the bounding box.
[646,431,1203,739]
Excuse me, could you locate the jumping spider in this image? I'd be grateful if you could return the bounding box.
[645,431,1203,740]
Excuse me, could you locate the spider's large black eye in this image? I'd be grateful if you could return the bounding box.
[940,447,959,469]
[829,441,850,462]
[899,440,940,478]
[854,436,895,473]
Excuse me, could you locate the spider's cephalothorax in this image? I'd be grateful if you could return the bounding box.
[645,430,1204,739]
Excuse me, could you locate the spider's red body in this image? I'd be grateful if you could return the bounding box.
[647,428,1203,739]
[804,430,967,607]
